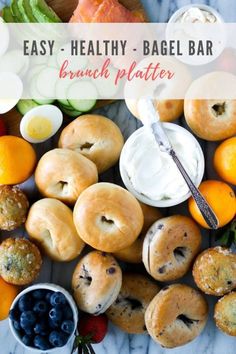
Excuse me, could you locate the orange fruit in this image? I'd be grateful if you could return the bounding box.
[214,137,236,185]
[0,136,36,184]
[0,277,19,321]
[189,180,236,229]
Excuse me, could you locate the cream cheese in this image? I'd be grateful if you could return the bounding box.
[176,7,217,23]
[122,127,199,201]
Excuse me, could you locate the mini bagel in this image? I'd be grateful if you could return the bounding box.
[113,203,162,263]
[142,215,202,281]
[106,273,159,334]
[73,182,144,252]
[35,148,98,205]
[214,291,236,336]
[58,115,124,173]
[72,251,122,314]
[145,284,208,348]
[193,247,236,296]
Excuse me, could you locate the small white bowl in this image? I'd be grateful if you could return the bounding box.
[9,283,78,353]
[168,4,224,24]
[120,123,205,208]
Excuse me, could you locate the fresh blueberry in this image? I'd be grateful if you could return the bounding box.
[20,311,36,329]
[22,334,32,347]
[9,308,20,321]
[63,305,73,320]
[45,291,53,303]
[50,292,66,307]
[49,307,63,322]
[61,320,74,334]
[34,320,49,336]
[33,301,48,315]
[32,289,46,300]
[24,326,34,336]
[49,318,61,329]
[49,331,68,347]
[18,295,32,312]
[34,335,51,350]
[13,320,21,331]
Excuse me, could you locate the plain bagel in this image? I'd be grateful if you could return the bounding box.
[72,251,122,314]
[145,284,208,348]
[73,182,144,252]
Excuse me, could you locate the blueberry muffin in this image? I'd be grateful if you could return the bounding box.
[0,238,42,285]
[214,291,236,336]
[193,247,236,296]
[0,185,29,231]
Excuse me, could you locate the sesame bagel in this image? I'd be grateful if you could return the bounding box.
[142,215,202,281]
[145,284,208,348]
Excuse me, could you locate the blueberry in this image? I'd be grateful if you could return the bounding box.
[20,311,36,329]
[63,305,73,320]
[61,320,74,334]
[18,295,32,312]
[32,289,46,300]
[50,292,66,307]
[22,334,32,347]
[33,301,48,315]
[24,327,34,336]
[49,307,63,322]
[49,318,61,329]
[13,320,21,331]
[45,291,53,303]
[9,308,20,321]
[49,331,68,347]
[34,320,49,336]
[34,335,51,350]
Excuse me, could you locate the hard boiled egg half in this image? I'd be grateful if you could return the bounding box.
[20,105,63,143]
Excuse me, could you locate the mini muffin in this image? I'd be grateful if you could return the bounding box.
[0,238,42,285]
[145,284,208,348]
[106,273,159,334]
[214,291,236,336]
[113,203,162,263]
[26,198,85,262]
[73,183,144,252]
[0,185,29,231]
[193,247,236,296]
[72,251,122,314]
[142,215,202,281]
[58,115,124,173]
[35,148,98,205]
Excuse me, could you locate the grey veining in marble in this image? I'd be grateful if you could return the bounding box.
[1,1,236,354]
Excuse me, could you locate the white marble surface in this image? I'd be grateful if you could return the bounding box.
[1,1,236,354]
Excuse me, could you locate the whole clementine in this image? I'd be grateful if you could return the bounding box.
[0,277,19,321]
[0,136,36,185]
[189,180,236,229]
[214,137,236,185]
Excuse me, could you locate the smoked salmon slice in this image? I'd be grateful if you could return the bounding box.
[70,0,144,23]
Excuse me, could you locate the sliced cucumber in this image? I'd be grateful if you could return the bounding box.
[36,67,58,98]
[59,104,82,118]
[55,76,74,107]
[0,50,29,76]
[57,43,88,71]
[33,98,55,104]
[94,66,120,98]
[30,79,49,102]
[68,81,97,112]
[17,99,39,115]
[27,64,46,84]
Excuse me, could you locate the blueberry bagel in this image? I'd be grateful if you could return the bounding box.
[106,273,159,334]
[72,251,122,314]
[145,284,208,348]
[193,247,236,296]
[142,215,202,281]
[214,291,236,336]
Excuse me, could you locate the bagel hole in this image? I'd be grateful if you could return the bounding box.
[158,265,167,274]
[80,142,94,151]
[125,297,143,310]
[80,265,92,286]
[212,102,226,116]
[57,180,68,192]
[101,215,114,225]
[177,314,199,328]
[173,247,187,262]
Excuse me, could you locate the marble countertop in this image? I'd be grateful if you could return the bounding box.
[1,1,236,354]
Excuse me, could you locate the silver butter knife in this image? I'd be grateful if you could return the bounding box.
[138,99,219,230]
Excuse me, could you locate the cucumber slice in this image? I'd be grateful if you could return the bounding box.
[17,99,39,115]
[59,104,82,118]
[2,7,16,23]
[47,54,59,69]
[94,67,120,98]
[36,67,58,98]
[33,98,55,104]
[55,76,74,107]
[30,79,49,102]
[29,0,61,23]
[0,50,29,76]
[68,82,97,112]
[27,64,46,84]
[57,43,88,71]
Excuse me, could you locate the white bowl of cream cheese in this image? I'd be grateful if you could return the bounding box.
[168,4,224,24]
[120,123,205,207]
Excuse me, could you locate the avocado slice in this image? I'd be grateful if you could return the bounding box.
[10,0,25,22]
[2,7,16,23]
[29,0,61,23]
[18,0,37,22]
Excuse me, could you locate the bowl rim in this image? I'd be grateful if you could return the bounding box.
[168,3,224,23]
[119,122,205,207]
[9,283,78,353]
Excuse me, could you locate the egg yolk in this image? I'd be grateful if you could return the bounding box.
[26,116,53,140]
